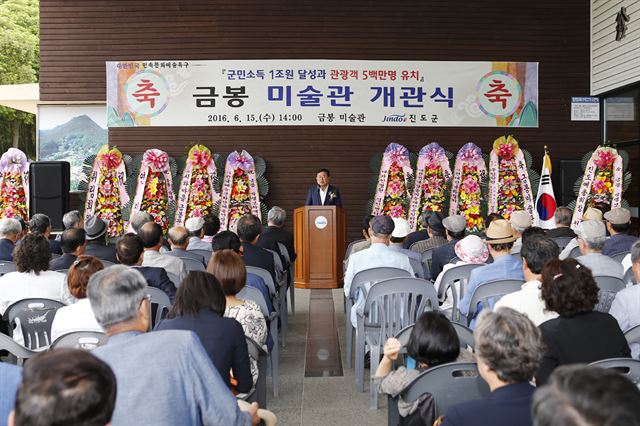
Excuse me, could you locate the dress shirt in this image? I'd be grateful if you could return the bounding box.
[166,247,206,265]
[0,363,21,424]
[536,311,630,385]
[0,238,14,261]
[343,243,413,327]
[410,234,447,253]
[602,233,638,256]
[319,186,328,204]
[155,309,253,393]
[187,236,212,251]
[441,382,535,426]
[142,249,187,283]
[459,254,524,325]
[431,239,461,281]
[403,230,428,249]
[93,330,251,426]
[576,252,624,279]
[0,270,66,315]
[50,298,103,342]
[49,253,78,271]
[493,280,558,326]
[609,284,640,358]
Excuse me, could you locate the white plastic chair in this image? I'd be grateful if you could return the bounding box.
[593,275,625,313]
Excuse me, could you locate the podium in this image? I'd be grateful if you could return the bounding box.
[294,206,347,289]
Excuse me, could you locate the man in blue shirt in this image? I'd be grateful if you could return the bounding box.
[603,207,638,256]
[88,265,257,426]
[459,219,523,327]
[0,362,21,424]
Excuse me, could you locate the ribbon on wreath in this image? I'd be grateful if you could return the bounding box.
[0,148,29,220]
[130,149,175,218]
[371,143,412,216]
[449,143,486,221]
[84,145,129,222]
[570,147,623,229]
[175,145,219,225]
[488,136,535,221]
[407,143,451,230]
[218,150,261,231]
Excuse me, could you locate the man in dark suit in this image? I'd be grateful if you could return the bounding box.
[305,168,342,207]
[237,214,276,283]
[49,228,86,270]
[0,218,21,261]
[83,216,118,264]
[545,206,576,239]
[257,206,296,263]
[115,233,176,301]
[430,214,467,280]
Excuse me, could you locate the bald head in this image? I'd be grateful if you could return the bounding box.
[138,221,163,250]
[167,226,189,249]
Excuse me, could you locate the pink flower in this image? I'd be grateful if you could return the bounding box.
[593,150,616,168]
[388,204,405,218]
[592,179,606,192]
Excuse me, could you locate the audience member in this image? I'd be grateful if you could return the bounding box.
[433,235,489,312]
[388,217,422,268]
[344,215,413,327]
[202,213,221,243]
[0,218,21,261]
[376,311,464,425]
[257,206,296,263]
[138,221,187,282]
[459,220,523,326]
[536,258,630,385]
[0,232,65,316]
[9,349,116,426]
[509,210,532,254]
[609,240,640,358]
[0,363,21,425]
[62,210,84,230]
[520,226,546,244]
[29,213,62,254]
[116,233,176,301]
[430,214,467,280]
[403,211,430,249]
[50,228,86,270]
[559,207,602,259]
[603,207,637,256]
[89,265,256,425]
[574,220,624,279]
[83,215,118,263]
[129,211,153,234]
[185,217,212,251]
[344,215,373,271]
[494,235,559,325]
[237,214,278,284]
[16,217,28,240]
[156,271,252,393]
[410,212,447,253]
[484,212,502,227]
[532,365,640,426]
[208,249,268,384]
[441,307,544,426]
[167,225,207,265]
[50,255,104,341]
[545,206,576,239]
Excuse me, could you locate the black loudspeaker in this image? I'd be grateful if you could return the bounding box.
[29,161,70,231]
[559,159,582,207]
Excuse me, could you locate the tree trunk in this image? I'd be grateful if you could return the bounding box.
[11,120,20,148]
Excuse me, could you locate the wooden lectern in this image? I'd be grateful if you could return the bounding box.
[294,206,346,289]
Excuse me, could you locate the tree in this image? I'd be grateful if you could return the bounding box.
[0,0,39,157]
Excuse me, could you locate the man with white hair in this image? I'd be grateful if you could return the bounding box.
[185,217,212,251]
[89,266,256,425]
[129,211,153,234]
[257,206,296,263]
[575,220,624,279]
[545,206,576,239]
[509,210,532,254]
[0,218,21,261]
[62,210,83,230]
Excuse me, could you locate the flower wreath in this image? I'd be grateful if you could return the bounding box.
[372,143,413,219]
[488,135,535,221]
[131,149,176,233]
[84,145,129,237]
[0,148,29,220]
[408,143,451,230]
[570,146,623,229]
[218,150,261,231]
[175,144,219,225]
[449,143,487,232]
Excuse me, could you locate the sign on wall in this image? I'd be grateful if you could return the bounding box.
[106,60,538,128]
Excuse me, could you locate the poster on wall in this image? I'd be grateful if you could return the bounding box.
[106,60,538,128]
[37,105,107,190]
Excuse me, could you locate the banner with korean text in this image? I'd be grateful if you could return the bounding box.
[106,60,538,128]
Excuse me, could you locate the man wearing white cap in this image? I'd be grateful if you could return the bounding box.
[602,207,637,256]
[509,210,532,255]
[559,207,603,260]
[430,215,467,281]
[388,217,422,276]
[185,217,212,251]
[575,220,624,279]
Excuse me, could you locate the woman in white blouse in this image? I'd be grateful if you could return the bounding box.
[50,256,104,342]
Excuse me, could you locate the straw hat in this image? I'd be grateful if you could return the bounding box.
[484,219,517,244]
[582,207,603,221]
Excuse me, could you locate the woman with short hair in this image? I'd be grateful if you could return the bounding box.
[535,258,630,385]
[155,271,252,393]
[50,255,104,342]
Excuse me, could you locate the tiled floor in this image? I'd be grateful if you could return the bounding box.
[267,288,387,426]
